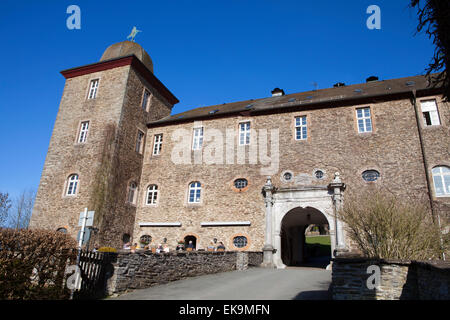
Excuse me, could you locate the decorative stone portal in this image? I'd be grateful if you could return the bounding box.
[262,173,347,269]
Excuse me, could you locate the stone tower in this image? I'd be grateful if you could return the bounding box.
[30,41,179,248]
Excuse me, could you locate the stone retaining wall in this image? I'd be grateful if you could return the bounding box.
[106,250,263,295]
[331,256,450,300]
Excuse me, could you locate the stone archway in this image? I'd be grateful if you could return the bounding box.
[261,173,347,269]
[280,206,331,267]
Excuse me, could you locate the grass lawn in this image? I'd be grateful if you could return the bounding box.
[305,235,331,246]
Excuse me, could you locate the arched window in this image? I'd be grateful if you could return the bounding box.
[146,184,158,205]
[127,182,137,204]
[432,166,450,197]
[66,174,79,196]
[56,227,67,234]
[188,182,201,203]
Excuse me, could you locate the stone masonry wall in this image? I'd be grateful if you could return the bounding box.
[134,95,450,253]
[331,257,450,300]
[106,250,263,295]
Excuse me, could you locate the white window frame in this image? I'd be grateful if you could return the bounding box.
[127,182,138,205]
[192,127,204,150]
[432,166,450,197]
[66,174,79,196]
[142,89,151,112]
[88,79,99,100]
[136,130,145,154]
[146,184,158,205]
[78,121,89,143]
[356,107,372,133]
[239,121,251,146]
[188,182,201,204]
[421,100,441,126]
[152,134,163,156]
[295,116,307,140]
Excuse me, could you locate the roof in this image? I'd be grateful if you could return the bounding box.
[148,73,443,128]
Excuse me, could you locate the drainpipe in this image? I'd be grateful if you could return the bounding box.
[411,90,445,260]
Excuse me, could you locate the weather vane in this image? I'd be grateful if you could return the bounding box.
[127,26,142,42]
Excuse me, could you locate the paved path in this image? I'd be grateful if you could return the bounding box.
[110,267,331,300]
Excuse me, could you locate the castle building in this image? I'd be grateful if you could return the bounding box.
[30,41,449,268]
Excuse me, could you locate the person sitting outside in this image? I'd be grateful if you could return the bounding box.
[123,242,131,250]
[131,243,137,253]
[163,243,170,253]
[187,240,195,251]
[217,242,225,251]
[207,240,216,252]
[156,243,163,253]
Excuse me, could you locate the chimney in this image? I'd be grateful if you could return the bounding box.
[271,88,285,97]
[333,82,346,88]
[366,76,379,83]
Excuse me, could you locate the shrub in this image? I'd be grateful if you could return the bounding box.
[336,190,447,260]
[0,228,77,300]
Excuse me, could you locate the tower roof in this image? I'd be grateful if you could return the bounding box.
[100,41,153,73]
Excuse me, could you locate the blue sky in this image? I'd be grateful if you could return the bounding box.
[0,0,436,200]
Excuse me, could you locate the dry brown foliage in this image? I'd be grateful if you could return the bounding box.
[336,190,447,260]
[0,228,77,300]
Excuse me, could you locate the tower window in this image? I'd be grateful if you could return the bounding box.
[421,100,441,126]
[233,236,248,249]
[142,89,151,111]
[88,79,99,99]
[136,130,145,154]
[127,182,138,205]
[66,174,79,196]
[295,116,307,140]
[356,107,372,133]
[152,134,163,155]
[78,121,89,143]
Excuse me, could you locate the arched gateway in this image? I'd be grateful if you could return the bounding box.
[261,173,347,269]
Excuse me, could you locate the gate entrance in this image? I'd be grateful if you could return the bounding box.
[280,207,331,268]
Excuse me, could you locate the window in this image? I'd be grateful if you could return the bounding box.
[295,116,307,140]
[88,79,99,99]
[188,182,201,203]
[152,134,163,155]
[234,178,248,190]
[142,89,150,111]
[146,185,158,205]
[362,170,380,182]
[140,235,152,246]
[356,107,372,133]
[66,174,79,196]
[421,100,441,126]
[314,170,324,180]
[281,171,293,182]
[127,182,137,204]
[136,130,145,154]
[432,166,450,197]
[233,236,248,249]
[239,122,251,145]
[192,127,204,150]
[78,121,89,143]
[56,228,67,233]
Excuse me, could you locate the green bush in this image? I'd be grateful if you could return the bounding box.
[0,228,77,300]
